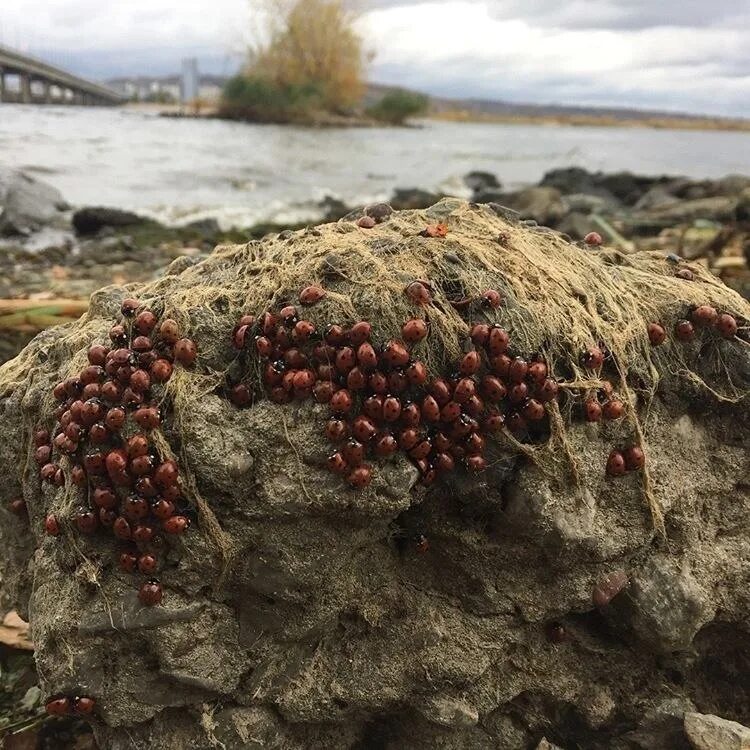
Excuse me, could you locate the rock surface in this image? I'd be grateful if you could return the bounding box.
[0,168,68,236]
[72,206,150,236]
[0,201,749,749]
[684,713,750,750]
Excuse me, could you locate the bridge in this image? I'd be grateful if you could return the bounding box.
[0,44,124,106]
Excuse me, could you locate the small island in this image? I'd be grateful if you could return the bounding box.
[218,0,428,127]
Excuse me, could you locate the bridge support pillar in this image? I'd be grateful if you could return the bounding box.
[20,73,31,104]
[42,80,52,104]
[0,67,4,103]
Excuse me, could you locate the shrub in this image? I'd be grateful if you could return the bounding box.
[219,76,322,123]
[367,90,429,125]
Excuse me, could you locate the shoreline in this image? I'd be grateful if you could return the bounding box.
[120,103,750,134]
[429,111,750,133]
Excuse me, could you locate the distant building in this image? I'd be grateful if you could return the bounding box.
[181,58,199,103]
[105,74,228,104]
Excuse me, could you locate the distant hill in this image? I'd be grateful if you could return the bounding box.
[365,83,750,131]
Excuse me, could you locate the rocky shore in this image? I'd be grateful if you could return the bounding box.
[1,166,749,365]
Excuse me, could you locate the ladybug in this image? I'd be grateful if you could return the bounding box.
[647,323,666,346]
[606,451,627,477]
[381,396,401,422]
[402,319,428,344]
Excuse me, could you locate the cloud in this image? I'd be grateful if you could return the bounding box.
[361,1,750,116]
[363,0,750,30]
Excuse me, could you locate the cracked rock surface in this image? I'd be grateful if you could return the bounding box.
[0,201,749,749]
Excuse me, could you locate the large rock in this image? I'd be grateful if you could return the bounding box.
[72,206,151,235]
[499,186,566,226]
[684,713,750,750]
[0,168,68,236]
[0,200,749,749]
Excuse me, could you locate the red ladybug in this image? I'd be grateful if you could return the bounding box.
[716,313,738,339]
[383,396,402,422]
[430,378,452,406]
[606,451,627,477]
[508,382,529,404]
[691,305,717,326]
[466,454,487,472]
[402,319,428,344]
[342,439,365,466]
[400,402,421,427]
[674,320,694,341]
[327,452,348,475]
[581,346,604,370]
[584,399,602,422]
[326,418,349,442]
[348,321,372,346]
[398,428,420,451]
[363,395,384,421]
[453,378,476,404]
[163,516,189,535]
[405,281,432,306]
[522,399,545,421]
[421,395,441,423]
[405,360,427,385]
[73,696,96,716]
[357,343,378,370]
[138,580,163,606]
[335,347,356,374]
[374,433,398,457]
[624,446,645,471]
[647,323,666,346]
[487,326,510,355]
[299,286,326,305]
[459,351,481,376]
[382,341,410,368]
[536,379,559,402]
[330,389,353,414]
[44,514,60,536]
[347,465,372,489]
[602,400,625,420]
[45,697,71,716]
[482,289,502,308]
[440,401,461,422]
[352,415,378,443]
[470,323,490,347]
[174,339,197,366]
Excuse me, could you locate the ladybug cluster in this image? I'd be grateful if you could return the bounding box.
[32,298,196,607]
[45,694,96,718]
[226,282,570,489]
[651,304,739,344]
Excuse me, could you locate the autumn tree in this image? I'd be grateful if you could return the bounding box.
[246,0,366,112]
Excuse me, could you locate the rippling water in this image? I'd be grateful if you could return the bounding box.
[1,104,748,229]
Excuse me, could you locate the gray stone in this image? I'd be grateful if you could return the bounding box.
[608,557,713,653]
[684,713,750,750]
[501,186,566,227]
[0,168,68,236]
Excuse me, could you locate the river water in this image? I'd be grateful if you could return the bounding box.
[1,104,748,229]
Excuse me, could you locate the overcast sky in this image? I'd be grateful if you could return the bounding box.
[0,0,748,117]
